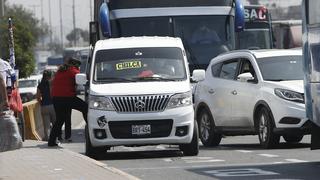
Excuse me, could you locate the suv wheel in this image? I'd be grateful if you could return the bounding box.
[257,107,280,148]
[283,135,303,144]
[179,120,199,156]
[198,109,222,147]
[85,125,107,159]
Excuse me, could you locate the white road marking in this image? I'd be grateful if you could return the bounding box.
[236,150,253,153]
[205,168,279,177]
[181,157,212,160]
[258,154,279,158]
[163,158,173,162]
[285,159,308,163]
[185,159,225,163]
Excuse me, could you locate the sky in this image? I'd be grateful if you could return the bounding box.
[8,0,93,43]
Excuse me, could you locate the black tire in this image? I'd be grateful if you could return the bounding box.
[257,107,280,149]
[179,120,199,156]
[197,108,222,147]
[283,135,303,144]
[85,125,106,159]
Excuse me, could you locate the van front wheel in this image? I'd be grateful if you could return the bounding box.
[179,121,199,156]
[85,125,107,159]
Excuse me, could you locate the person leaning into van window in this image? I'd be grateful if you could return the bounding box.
[36,70,59,141]
[48,58,88,147]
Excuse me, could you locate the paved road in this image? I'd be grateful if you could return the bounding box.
[63,110,320,180]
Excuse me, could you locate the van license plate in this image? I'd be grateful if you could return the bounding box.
[132,125,151,135]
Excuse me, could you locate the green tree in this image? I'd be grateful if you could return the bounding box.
[0,4,48,78]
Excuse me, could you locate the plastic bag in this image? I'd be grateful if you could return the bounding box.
[0,112,23,152]
[9,88,23,113]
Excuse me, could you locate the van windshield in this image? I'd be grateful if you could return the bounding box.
[93,47,187,83]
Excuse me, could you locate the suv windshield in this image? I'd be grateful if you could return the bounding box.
[93,47,187,83]
[257,55,303,81]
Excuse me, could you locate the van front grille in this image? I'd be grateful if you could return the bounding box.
[110,95,171,113]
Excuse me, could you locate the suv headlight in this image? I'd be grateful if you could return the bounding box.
[167,91,192,109]
[89,95,115,111]
[274,88,304,103]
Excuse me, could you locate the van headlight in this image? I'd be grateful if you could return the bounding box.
[274,88,304,103]
[89,95,115,111]
[167,91,192,109]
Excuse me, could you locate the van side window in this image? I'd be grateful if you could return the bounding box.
[211,62,222,77]
[219,60,239,80]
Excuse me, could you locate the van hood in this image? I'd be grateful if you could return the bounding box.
[265,80,304,93]
[90,81,190,96]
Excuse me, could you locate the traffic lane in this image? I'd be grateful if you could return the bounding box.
[62,129,320,180]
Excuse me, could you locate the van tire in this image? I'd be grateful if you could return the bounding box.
[85,125,106,159]
[198,109,222,147]
[179,121,199,156]
[283,135,303,144]
[179,120,199,156]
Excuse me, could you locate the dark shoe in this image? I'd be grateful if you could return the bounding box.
[48,141,61,147]
[58,137,63,141]
[64,138,72,143]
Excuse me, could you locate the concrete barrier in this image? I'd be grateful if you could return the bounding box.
[23,100,45,140]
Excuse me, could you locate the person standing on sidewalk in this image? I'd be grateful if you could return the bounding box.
[0,76,22,152]
[48,58,88,147]
[36,70,59,141]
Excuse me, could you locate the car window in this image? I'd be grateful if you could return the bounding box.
[211,62,222,77]
[238,59,256,79]
[219,60,238,80]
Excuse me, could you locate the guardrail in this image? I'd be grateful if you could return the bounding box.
[22,100,45,140]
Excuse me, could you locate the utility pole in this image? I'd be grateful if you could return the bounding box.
[48,0,53,46]
[89,0,93,21]
[40,0,44,48]
[0,0,4,17]
[59,0,64,49]
[72,0,76,46]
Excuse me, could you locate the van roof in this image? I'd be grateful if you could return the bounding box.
[95,36,184,50]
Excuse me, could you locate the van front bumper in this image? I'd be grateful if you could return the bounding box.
[87,105,194,147]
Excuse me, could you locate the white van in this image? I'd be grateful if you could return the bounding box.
[76,37,198,157]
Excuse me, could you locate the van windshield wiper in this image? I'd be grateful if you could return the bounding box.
[97,77,137,82]
[264,79,286,81]
[132,76,176,81]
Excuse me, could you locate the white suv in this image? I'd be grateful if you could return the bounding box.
[193,49,311,148]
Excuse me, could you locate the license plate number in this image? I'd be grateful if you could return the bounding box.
[132,125,151,135]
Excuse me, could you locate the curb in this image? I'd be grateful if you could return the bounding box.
[62,148,140,180]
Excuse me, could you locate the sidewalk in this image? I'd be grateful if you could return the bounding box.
[0,140,139,180]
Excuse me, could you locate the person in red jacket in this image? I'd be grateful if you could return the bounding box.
[48,58,87,147]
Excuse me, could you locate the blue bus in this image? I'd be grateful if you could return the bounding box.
[302,0,320,149]
[91,0,245,72]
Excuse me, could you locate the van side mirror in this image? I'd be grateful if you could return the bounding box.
[76,73,88,85]
[192,69,206,82]
[89,21,100,46]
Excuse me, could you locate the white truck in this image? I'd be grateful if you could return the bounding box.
[76,37,199,158]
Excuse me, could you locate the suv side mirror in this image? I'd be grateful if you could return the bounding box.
[76,73,88,85]
[192,69,206,82]
[237,72,255,83]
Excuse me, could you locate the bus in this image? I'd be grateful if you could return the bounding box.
[302,0,320,149]
[237,5,273,49]
[91,0,245,72]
